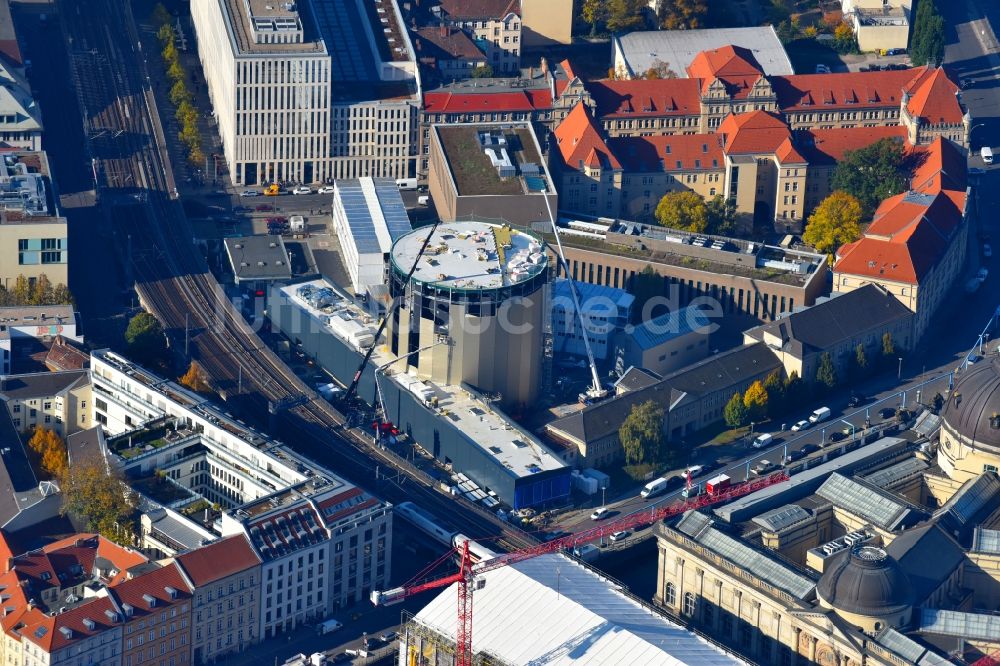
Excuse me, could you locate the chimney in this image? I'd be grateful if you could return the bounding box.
[440,23,447,37]
[540,57,549,77]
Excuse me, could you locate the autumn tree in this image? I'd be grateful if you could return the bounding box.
[471,65,494,78]
[581,0,608,36]
[724,392,748,427]
[605,0,647,33]
[803,191,863,255]
[28,428,67,478]
[852,344,869,378]
[815,352,838,390]
[882,331,895,358]
[831,138,909,217]
[0,274,71,306]
[59,461,137,546]
[619,400,666,466]
[655,190,708,232]
[763,370,785,418]
[151,3,172,28]
[179,361,212,394]
[659,0,708,29]
[644,59,678,79]
[125,312,167,366]
[743,380,769,421]
[832,21,857,54]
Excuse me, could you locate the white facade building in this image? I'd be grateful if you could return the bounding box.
[332,178,411,294]
[550,278,634,361]
[191,0,420,186]
[88,350,392,630]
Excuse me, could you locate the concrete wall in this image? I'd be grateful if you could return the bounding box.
[520,0,573,47]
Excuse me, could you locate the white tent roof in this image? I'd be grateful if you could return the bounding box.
[412,553,745,665]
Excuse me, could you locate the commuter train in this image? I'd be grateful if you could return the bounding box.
[394,501,498,563]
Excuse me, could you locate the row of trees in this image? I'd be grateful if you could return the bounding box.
[0,274,73,306]
[773,15,857,55]
[153,4,205,167]
[654,191,737,236]
[724,333,899,428]
[910,0,945,67]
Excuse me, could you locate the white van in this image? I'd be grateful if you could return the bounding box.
[316,618,343,635]
[395,178,418,190]
[809,406,831,424]
[752,433,774,449]
[982,146,993,164]
[640,477,669,499]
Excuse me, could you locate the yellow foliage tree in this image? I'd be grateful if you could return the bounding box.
[654,191,708,232]
[803,191,863,255]
[27,428,68,478]
[743,380,769,421]
[178,361,212,394]
[58,461,137,546]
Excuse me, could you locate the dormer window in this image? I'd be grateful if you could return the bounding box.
[82,618,95,631]
[165,586,178,600]
[122,603,133,617]
[991,413,1000,430]
[143,593,156,608]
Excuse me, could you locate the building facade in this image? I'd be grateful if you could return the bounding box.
[437,0,521,75]
[0,370,91,436]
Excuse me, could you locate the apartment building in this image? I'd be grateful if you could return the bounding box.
[436,0,521,75]
[191,0,420,185]
[834,137,969,341]
[88,350,393,632]
[114,564,193,666]
[0,370,91,437]
[413,26,488,82]
[0,152,67,289]
[175,536,262,664]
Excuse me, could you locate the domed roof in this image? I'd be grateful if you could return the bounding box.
[942,356,1000,449]
[817,546,914,616]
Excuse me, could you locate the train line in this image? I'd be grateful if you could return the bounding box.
[60,0,533,553]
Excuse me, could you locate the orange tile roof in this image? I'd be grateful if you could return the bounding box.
[906,67,964,125]
[19,596,121,653]
[911,136,967,193]
[775,137,807,164]
[795,126,908,165]
[717,110,790,154]
[175,535,260,587]
[110,562,190,617]
[554,103,621,171]
[608,133,724,173]
[774,67,924,112]
[686,45,763,96]
[587,79,701,119]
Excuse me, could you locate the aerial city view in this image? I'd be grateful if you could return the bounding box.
[0,0,998,663]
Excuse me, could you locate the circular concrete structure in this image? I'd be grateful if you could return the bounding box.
[817,546,914,634]
[938,356,1000,481]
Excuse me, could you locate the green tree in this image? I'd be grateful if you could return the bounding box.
[59,461,137,546]
[162,39,178,65]
[470,65,494,78]
[156,24,174,46]
[619,400,665,466]
[882,331,895,358]
[628,266,663,323]
[831,138,909,217]
[188,144,206,168]
[655,191,708,232]
[11,274,30,304]
[724,392,748,427]
[763,370,785,417]
[743,380,769,421]
[815,352,838,390]
[29,273,53,305]
[854,344,868,374]
[803,191,863,254]
[125,312,167,366]
[783,370,806,410]
[169,79,192,107]
[581,0,608,36]
[659,0,708,29]
[910,0,945,66]
[605,0,647,33]
[167,59,185,82]
[706,195,737,236]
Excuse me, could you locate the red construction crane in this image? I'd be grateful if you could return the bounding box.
[371,471,790,666]
[971,648,1000,666]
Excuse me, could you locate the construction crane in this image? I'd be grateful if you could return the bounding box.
[540,194,607,403]
[371,471,790,666]
[341,218,443,407]
[971,648,1000,666]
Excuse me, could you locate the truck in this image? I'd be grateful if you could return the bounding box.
[640,477,669,499]
[705,474,731,495]
[316,618,343,635]
[809,406,831,424]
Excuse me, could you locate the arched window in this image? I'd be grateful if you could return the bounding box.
[683,592,696,616]
[664,583,677,607]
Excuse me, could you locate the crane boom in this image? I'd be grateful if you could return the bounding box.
[971,648,1000,666]
[341,218,442,406]
[372,471,789,664]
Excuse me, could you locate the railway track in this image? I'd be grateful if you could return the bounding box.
[60,0,533,553]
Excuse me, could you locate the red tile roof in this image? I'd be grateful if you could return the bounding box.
[44,337,89,372]
[686,46,763,96]
[906,68,964,125]
[587,79,701,119]
[18,596,121,653]
[775,137,808,164]
[718,111,790,154]
[175,535,260,587]
[438,0,519,19]
[245,505,328,561]
[111,562,190,617]
[795,126,908,165]
[607,133,724,173]
[423,89,555,114]
[773,67,924,112]
[835,138,967,284]
[554,103,621,171]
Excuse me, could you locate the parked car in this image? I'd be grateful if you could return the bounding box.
[885,47,906,55]
[752,433,774,449]
[752,460,779,476]
[684,464,705,478]
[978,267,989,282]
[331,653,352,663]
[609,531,629,543]
[791,420,811,432]
[318,186,335,194]
[800,443,822,456]
[380,631,398,643]
[590,507,610,521]
[829,431,847,443]
[240,189,259,197]
[292,186,313,195]
[879,407,897,419]
[784,449,805,465]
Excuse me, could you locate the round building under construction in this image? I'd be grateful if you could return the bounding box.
[386,221,548,410]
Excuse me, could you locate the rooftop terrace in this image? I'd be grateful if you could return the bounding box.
[435,124,549,197]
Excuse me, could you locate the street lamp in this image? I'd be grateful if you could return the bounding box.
[897,357,903,380]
